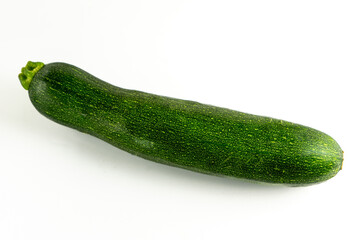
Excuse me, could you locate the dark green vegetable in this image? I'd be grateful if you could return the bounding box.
[19,61,343,185]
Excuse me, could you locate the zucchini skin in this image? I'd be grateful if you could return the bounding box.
[22,62,343,185]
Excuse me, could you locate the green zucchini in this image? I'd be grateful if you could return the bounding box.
[19,61,343,185]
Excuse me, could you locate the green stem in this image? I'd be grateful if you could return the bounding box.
[18,61,45,90]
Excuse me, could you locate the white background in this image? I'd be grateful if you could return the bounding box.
[1,1,359,239]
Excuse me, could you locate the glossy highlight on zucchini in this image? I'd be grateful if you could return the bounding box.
[19,61,343,185]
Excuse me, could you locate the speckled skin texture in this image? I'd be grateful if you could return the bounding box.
[26,62,343,185]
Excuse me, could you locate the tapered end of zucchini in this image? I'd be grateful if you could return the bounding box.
[18,61,45,90]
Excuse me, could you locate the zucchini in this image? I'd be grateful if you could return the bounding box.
[19,61,343,185]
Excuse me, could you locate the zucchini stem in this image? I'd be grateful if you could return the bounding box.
[18,61,44,90]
